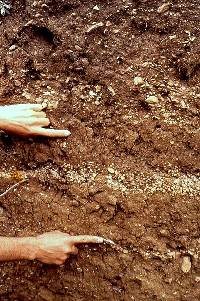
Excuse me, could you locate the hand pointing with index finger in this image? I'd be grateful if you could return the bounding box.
[29,231,105,265]
[0,103,71,137]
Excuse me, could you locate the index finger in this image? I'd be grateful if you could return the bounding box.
[68,235,104,245]
[32,128,71,137]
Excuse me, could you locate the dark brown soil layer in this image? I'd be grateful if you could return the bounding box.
[0,0,200,300]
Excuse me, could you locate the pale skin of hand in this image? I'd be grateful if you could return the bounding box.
[0,103,71,137]
[0,231,104,265]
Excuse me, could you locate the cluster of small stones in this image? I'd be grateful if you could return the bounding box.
[105,168,200,196]
[22,86,61,110]
[2,163,199,197]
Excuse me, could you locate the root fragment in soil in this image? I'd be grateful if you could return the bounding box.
[0,179,27,198]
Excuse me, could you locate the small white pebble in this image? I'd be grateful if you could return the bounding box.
[95,85,101,92]
[123,249,129,254]
[89,90,96,97]
[194,276,200,282]
[133,76,144,85]
[93,5,100,11]
[9,45,17,51]
[108,86,115,96]
[145,95,159,105]
[22,92,32,100]
[169,35,177,40]
[47,100,59,110]
[181,256,191,273]
[106,21,112,26]
[108,167,115,174]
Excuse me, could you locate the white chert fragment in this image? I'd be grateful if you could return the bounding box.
[145,95,159,105]
[93,5,100,11]
[181,256,191,273]
[133,76,144,85]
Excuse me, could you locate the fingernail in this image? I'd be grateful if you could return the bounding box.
[64,130,71,136]
[103,238,115,245]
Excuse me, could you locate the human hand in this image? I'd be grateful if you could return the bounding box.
[31,231,104,265]
[0,103,70,137]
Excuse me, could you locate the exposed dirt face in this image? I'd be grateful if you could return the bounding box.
[0,0,200,300]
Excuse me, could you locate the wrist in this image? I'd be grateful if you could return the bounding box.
[16,237,38,260]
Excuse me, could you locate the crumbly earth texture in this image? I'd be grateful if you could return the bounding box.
[0,0,199,300]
